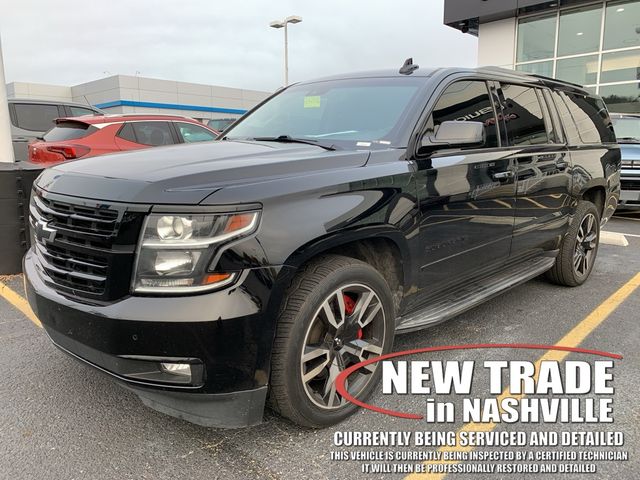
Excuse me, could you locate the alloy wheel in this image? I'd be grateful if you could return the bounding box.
[300,284,386,410]
[573,212,598,277]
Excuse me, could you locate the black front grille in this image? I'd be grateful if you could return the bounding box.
[29,189,146,302]
[622,178,640,191]
[622,159,640,169]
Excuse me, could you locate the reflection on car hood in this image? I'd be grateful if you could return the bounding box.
[36,140,370,204]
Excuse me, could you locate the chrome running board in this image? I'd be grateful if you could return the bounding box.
[396,256,556,334]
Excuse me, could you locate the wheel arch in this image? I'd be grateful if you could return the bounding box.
[580,184,606,220]
[266,227,411,324]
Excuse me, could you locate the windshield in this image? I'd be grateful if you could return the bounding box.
[224,77,425,147]
[612,116,640,142]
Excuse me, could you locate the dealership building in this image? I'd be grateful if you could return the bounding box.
[6,75,271,127]
[444,0,640,113]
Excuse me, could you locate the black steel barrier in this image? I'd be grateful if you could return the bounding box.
[0,162,44,274]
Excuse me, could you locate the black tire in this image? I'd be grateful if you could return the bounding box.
[268,254,395,428]
[545,200,600,287]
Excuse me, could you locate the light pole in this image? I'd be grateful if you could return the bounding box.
[0,34,14,163]
[269,15,302,86]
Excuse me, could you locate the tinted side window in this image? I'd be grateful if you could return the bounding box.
[131,122,174,146]
[536,89,561,144]
[542,89,565,143]
[425,80,499,149]
[13,103,60,132]
[176,122,217,143]
[69,106,96,117]
[550,91,581,145]
[560,93,617,144]
[500,84,549,146]
[117,123,137,143]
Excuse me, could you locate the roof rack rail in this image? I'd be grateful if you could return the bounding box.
[477,66,586,90]
[529,73,584,89]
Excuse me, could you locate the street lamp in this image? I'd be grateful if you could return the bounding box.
[269,15,302,86]
[0,33,14,163]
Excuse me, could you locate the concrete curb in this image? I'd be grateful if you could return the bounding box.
[600,231,629,247]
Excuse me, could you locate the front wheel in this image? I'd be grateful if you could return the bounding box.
[268,255,395,428]
[545,200,600,287]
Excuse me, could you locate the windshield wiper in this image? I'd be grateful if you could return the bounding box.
[253,135,337,151]
[617,137,640,144]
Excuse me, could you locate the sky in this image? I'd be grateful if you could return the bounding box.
[0,0,478,93]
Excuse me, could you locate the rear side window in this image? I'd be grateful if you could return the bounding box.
[116,123,137,143]
[424,80,499,149]
[500,84,549,146]
[542,89,565,143]
[13,103,60,132]
[68,106,97,117]
[118,122,175,146]
[43,122,97,141]
[176,122,217,143]
[550,91,581,145]
[559,93,617,144]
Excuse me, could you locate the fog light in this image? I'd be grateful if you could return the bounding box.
[160,362,192,379]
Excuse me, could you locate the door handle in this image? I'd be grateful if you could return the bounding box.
[492,170,515,181]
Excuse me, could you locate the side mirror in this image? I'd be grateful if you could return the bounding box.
[422,121,485,150]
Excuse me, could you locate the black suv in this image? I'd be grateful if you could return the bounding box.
[24,65,620,428]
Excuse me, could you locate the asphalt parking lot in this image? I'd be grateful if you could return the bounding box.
[1,214,639,480]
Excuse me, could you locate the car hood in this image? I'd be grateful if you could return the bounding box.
[620,143,640,162]
[35,140,370,204]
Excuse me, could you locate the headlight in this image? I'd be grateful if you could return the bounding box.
[132,211,260,294]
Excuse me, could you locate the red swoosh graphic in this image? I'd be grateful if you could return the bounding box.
[335,343,623,420]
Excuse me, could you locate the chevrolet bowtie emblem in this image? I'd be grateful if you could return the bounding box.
[36,219,57,243]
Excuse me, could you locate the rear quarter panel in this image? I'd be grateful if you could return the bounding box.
[569,144,621,221]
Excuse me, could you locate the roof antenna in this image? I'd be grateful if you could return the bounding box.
[399,58,419,75]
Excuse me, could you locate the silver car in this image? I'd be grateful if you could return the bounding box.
[611,114,640,210]
[9,99,103,161]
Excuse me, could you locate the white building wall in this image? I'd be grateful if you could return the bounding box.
[7,81,73,102]
[478,18,517,69]
[7,75,271,120]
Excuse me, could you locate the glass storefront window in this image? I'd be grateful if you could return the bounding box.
[517,14,557,62]
[601,49,640,83]
[516,61,554,77]
[558,5,603,56]
[599,83,640,113]
[513,3,640,113]
[556,55,599,85]
[604,0,640,50]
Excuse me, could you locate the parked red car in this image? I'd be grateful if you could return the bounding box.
[29,114,219,164]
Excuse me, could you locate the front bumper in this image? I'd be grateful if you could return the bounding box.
[24,250,290,428]
[619,189,640,209]
[618,171,640,209]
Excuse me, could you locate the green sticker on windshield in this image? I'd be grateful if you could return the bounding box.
[304,96,321,108]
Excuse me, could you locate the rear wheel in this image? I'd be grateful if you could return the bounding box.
[269,255,395,427]
[545,200,600,287]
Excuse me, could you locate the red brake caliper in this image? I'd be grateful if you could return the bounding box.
[343,294,363,339]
